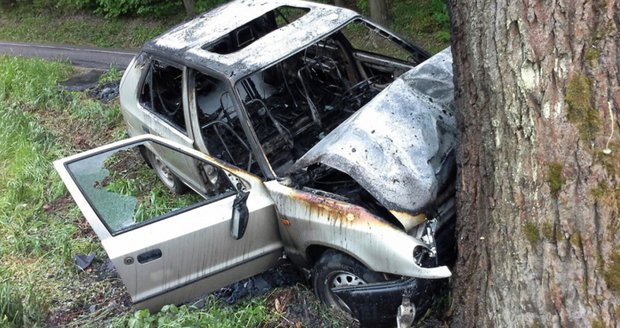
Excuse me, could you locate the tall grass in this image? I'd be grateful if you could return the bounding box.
[0,56,118,326]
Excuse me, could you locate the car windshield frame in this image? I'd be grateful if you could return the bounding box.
[230,17,426,178]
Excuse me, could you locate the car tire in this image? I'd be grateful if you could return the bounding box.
[138,145,153,168]
[312,250,385,314]
[145,149,188,194]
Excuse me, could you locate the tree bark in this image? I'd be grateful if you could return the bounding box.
[334,0,347,8]
[182,0,195,17]
[450,0,620,327]
[368,0,390,27]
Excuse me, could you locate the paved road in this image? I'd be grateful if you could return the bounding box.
[0,41,136,70]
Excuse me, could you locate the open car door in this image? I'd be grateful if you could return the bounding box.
[53,135,282,310]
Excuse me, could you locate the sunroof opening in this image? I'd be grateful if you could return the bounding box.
[203,6,310,55]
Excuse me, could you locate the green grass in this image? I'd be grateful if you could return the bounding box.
[0,56,123,326]
[109,298,275,328]
[391,0,451,54]
[0,9,174,49]
[102,149,203,223]
[0,1,451,53]
[0,56,352,327]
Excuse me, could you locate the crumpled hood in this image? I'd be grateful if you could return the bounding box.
[290,48,456,215]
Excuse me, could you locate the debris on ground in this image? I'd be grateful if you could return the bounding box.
[58,69,120,103]
[59,70,103,91]
[88,81,119,103]
[74,253,96,271]
[214,261,304,304]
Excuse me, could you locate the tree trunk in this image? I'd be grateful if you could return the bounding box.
[450,0,620,326]
[334,0,347,8]
[368,0,390,27]
[182,0,195,17]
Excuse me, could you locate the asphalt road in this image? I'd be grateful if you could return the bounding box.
[0,41,136,70]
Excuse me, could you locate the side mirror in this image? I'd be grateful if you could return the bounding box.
[230,190,250,240]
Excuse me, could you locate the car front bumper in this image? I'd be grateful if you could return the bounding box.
[332,277,446,327]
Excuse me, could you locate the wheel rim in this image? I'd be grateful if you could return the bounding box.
[152,156,176,189]
[324,270,367,313]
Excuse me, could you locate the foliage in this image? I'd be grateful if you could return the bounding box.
[1,0,451,53]
[98,67,123,84]
[391,0,451,53]
[0,282,24,327]
[0,10,170,48]
[109,298,275,328]
[0,56,122,326]
[2,0,228,18]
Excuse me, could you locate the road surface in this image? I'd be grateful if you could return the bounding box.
[0,41,136,70]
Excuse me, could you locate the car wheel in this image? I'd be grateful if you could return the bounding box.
[146,150,188,194]
[138,145,153,168]
[312,250,385,314]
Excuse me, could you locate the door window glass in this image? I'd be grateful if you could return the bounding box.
[140,60,187,132]
[65,141,235,235]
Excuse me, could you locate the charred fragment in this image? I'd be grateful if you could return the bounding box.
[290,48,456,222]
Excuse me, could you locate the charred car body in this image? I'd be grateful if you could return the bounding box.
[54,0,456,325]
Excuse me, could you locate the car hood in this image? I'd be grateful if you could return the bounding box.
[290,48,456,217]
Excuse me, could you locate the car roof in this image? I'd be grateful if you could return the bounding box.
[142,0,359,81]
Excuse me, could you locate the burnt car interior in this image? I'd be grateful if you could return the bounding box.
[204,6,309,55]
[190,7,435,227]
[192,8,434,225]
[139,62,186,133]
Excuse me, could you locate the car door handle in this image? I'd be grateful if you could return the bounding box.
[137,249,162,264]
[141,125,151,134]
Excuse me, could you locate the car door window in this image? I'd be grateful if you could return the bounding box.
[194,71,261,177]
[65,141,235,235]
[140,60,187,133]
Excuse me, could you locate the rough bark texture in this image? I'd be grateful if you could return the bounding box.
[450,0,620,327]
[369,0,390,26]
[334,0,347,8]
[182,0,195,17]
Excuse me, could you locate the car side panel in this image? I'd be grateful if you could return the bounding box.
[54,136,283,310]
[120,58,209,195]
[264,181,451,279]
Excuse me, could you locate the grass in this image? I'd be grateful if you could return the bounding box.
[101,149,203,223]
[0,55,353,327]
[108,298,275,328]
[0,55,128,326]
[0,1,451,53]
[391,0,451,53]
[0,9,175,49]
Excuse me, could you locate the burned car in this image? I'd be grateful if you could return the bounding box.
[54,0,456,325]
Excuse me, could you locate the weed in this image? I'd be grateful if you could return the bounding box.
[0,57,116,325]
[391,0,451,53]
[0,282,24,327]
[98,67,123,84]
[0,11,172,48]
[109,297,275,328]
